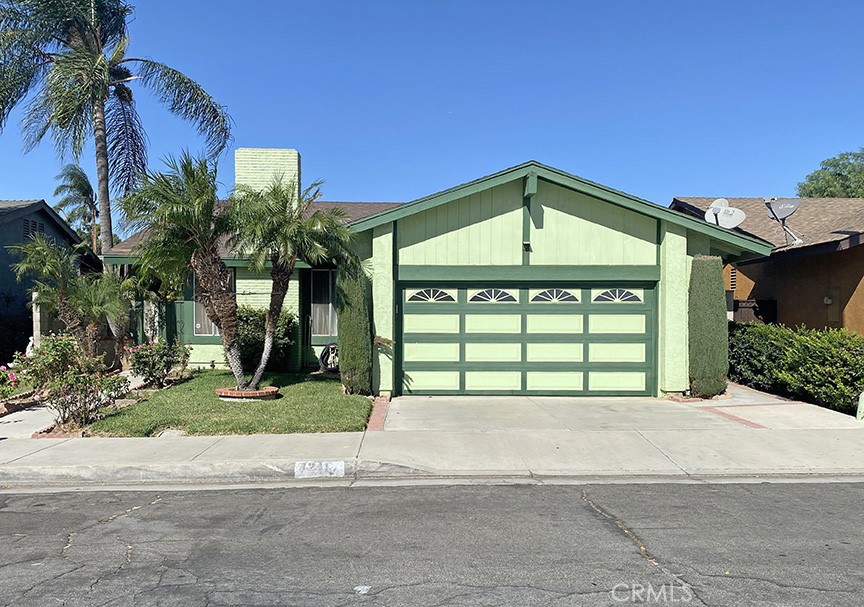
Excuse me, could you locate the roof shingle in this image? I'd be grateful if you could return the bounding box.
[671,197,864,252]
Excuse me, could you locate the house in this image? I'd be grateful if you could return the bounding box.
[107,148,771,396]
[671,197,864,333]
[0,199,89,363]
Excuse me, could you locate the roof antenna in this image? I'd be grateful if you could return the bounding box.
[763,197,803,246]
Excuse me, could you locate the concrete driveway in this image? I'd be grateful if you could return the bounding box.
[383,383,861,432]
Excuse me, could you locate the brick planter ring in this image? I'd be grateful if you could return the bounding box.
[215,386,280,401]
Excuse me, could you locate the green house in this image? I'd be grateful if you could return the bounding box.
[106,148,771,397]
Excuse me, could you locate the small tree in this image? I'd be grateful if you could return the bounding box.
[122,154,245,386]
[234,178,355,389]
[11,235,132,361]
[688,255,728,398]
[335,265,373,395]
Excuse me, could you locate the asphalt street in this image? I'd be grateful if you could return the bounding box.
[1,483,861,606]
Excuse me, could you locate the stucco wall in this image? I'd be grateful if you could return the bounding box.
[735,246,864,332]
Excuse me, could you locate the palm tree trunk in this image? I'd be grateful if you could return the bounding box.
[191,249,247,388]
[248,262,293,388]
[93,99,113,255]
[90,202,99,252]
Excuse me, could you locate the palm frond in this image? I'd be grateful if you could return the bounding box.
[125,57,232,157]
[106,82,147,194]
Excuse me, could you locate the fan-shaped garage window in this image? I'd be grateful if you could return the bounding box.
[592,288,642,303]
[531,288,579,303]
[469,288,517,303]
[408,288,456,302]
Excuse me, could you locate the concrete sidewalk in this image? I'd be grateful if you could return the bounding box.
[1,384,863,487]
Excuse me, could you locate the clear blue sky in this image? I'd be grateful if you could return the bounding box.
[3,0,864,218]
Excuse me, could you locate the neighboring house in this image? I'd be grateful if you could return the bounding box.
[107,148,771,397]
[671,197,864,332]
[0,199,88,362]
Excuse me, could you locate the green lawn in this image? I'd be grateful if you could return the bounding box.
[90,371,372,436]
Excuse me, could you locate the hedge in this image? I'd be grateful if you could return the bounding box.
[729,322,864,414]
[335,267,373,395]
[235,306,297,372]
[688,255,729,397]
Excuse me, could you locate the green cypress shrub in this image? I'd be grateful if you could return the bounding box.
[335,267,373,395]
[688,255,728,397]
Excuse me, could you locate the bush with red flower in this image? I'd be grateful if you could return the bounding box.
[0,365,18,399]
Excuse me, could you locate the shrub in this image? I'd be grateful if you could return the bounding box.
[235,306,296,372]
[45,372,129,427]
[728,322,864,414]
[128,340,191,388]
[688,255,728,397]
[335,267,373,395]
[0,365,19,399]
[12,336,102,390]
[727,322,790,393]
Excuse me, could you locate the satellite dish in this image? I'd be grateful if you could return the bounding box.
[770,199,800,220]
[704,198,746,229]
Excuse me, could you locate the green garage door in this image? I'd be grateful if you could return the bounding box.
[400,285,655,395]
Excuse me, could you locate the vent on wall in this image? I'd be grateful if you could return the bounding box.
[729,266,738,291]
[23,218,45,239]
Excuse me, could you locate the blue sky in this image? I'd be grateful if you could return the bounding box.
[2,0,864,219]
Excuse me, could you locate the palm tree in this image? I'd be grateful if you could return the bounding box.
[0,0,232,254]
[121,153,246,385]
[54,164,98,251]
[235,179,356,389]
[11,234,131,360]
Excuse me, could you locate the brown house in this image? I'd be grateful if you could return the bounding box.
[671,197,864,333]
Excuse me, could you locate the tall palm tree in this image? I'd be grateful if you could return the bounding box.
[235,179,356,389]
[0,0,232,254]
[54,164,98,251]
[121,153,246,385]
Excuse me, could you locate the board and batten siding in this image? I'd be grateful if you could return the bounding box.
[396,178,658,267]
[397,180,524,266]
[529,180,657,265]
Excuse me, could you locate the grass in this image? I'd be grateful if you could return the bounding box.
[89,371,373,437]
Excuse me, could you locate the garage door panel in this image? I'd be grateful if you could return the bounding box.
[526,314,583,334]
[403,314,460,333]
[404,371,461,392]
[465,314,521,333]
[588,372,646,392]
[588,314,646,334]
[526,343,584,362]
[465,371,522,391]
[403,342,460,362]
[527,372,584,391]
[465,342,521,362]
[588,343,646,363]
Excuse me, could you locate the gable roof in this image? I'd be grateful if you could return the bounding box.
[671,197,864,254]
[349,161,773,260]
[105,200,401,258]
[0,199,82,244]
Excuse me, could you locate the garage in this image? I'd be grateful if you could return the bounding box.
[400,284,655,395]
[347,161,772,397]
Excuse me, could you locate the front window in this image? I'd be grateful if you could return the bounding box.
[194,270,235,336]
[311,269,338,336]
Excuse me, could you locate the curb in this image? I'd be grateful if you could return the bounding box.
[2,460,864,488]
